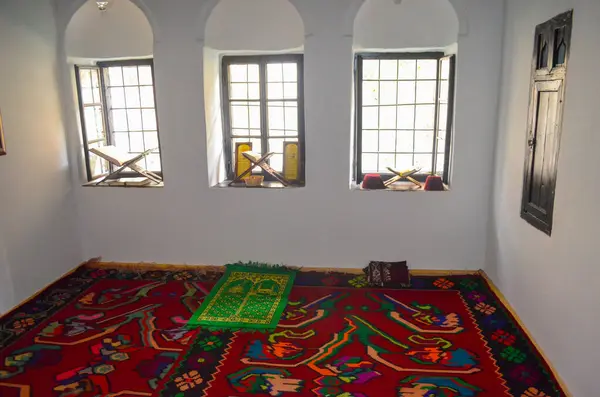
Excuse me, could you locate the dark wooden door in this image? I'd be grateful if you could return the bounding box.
[521,10,572,235]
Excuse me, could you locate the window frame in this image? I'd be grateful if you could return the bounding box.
[221,54,305,183]
[75,58,163,182]
[354,52,456,184]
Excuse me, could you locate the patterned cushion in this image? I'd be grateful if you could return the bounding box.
[364,261,410,288]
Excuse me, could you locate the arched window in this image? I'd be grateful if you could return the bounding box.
[353,0,459,185]
[66,1,162,184]
[204,0,306,186]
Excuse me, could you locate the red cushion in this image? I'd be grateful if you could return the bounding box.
[362,174,386,190]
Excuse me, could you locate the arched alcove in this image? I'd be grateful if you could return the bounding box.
[354,0,459,50]
[203,0,305,186]
[65,1,162,177]
[205,0,304,52]
[65,0,153,59]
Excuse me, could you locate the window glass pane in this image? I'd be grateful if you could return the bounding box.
[396,154,413,170]
[270,154,283,172]
[396,130,414,153]
[80,69,92,87]
[362,130,378,152]
[397,81,416,104]
[417,60,437,80]
[397,106,415,129]
[112,109,128,131]
[109,87,126,108]
[122,66,138,86]
[414,130,434,153]
[267,83,284,99]
[435,153,445,174]
[230,83,248,100]
[230,65,247,82]
[84,106,103,140]
[125,87,141,107]
[362,81,379,106]
[248,65,260,82]
[379,81,397,105]
[129,131,145,152]
[92,88,102,103]
[248,83,260,100]
[127,109,142,131]
[362,107,378,129]
[379,60,397,80]
[363,60,379,80]
[379,106,396,129]
[362,153,378,173]
[138,66,153,85]
[283,83,297,99]
[144,131,159,151]
[416,81,436,104]
[142,109,157,130]
[113,132,130,151]
[267,63,283,82]
[140,86,155,107]
[415,105,435,129]
[283,63,297,81]
[398,60,416,80]
[414,154,433,172]
[269,138,284,153]
[107,67,123,86]
[81,88,93,104]
[284,106,298,131]
[249,105,260,129]
[379,130,395,152]
[231,105,249,129]
[268,105,285,130]
[378,153,395,172]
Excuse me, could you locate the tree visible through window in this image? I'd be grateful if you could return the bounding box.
[221,55,305,182]
[355,53,455,183]
[76,59,162,181]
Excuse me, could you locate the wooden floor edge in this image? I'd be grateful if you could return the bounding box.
[0,257,100,321]
[477,269,572,397]
[88,261,481,276]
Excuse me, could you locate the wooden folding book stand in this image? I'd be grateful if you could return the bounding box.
[229,151,290,186]
[90,146,162,185]
[384,167,423,188]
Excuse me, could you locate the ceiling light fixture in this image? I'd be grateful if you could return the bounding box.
[96,1,109,11]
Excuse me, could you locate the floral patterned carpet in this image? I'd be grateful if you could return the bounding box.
[0,263,566,396]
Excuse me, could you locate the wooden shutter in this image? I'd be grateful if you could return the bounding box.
[521,10,573,235]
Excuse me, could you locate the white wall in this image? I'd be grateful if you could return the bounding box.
[354,0,459,50]
[0,0,81,313]
[65,0,153,59]
[206,0,304,51]
[55,0,504,271]
[489,1,599,395]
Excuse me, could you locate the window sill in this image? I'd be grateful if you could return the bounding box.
[213,181,305,189]
[83,180,164,188]
[350,181,449,192]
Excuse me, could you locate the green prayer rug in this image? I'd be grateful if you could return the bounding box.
[187,263,296,332]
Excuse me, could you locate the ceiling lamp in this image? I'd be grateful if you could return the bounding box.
[96,1,109,11]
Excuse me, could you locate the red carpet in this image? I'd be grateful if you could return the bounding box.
[0,264,567,396]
